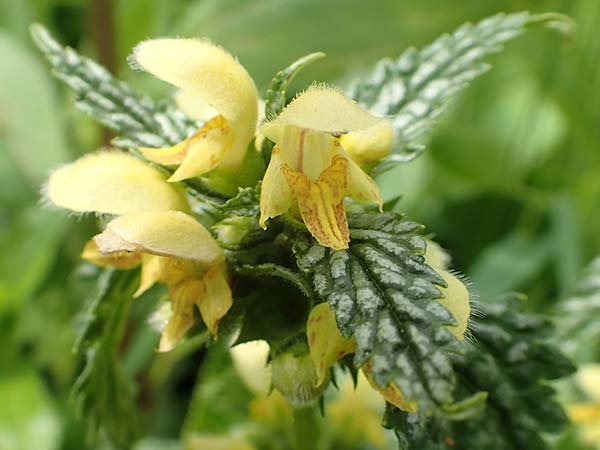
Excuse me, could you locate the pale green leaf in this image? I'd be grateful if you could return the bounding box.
[348,12,534,168]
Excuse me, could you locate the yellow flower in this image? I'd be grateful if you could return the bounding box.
[131,38,259,181]
[327,372,389,449]
[424,240,471,340]
[45,151,232,351]
[184,433,256,450]
[568,365,600,449]
[45,151,189,214]
[229,337,388,449]
[259,86,392,250]
[94,211,232,351]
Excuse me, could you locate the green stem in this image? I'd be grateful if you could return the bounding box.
[293,406,319,450]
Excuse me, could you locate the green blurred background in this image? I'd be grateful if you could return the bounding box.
[1,0,599,449]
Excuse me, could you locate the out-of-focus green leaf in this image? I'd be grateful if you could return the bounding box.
[0,208,65,312]
[430,70,566,187]
[0,0,35,42]
[263,51,325,121]
[133,437,182,450]
[0,371,62,450]
[260,51,325,163]
[468,232,552,297]
[168,0,500,90]
[550,195,582,295]
[555,257,600,363]
[0,30,69,203]
[115,0,160,68]
[349,12,533,167]
[72,269,140,449]
[183,344,253,434]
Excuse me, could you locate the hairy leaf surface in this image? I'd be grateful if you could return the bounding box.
[72,269,139,448]
[294,208,462,413]
[30,24,195,149]
[385,295,574,450]
[348,12,531,168]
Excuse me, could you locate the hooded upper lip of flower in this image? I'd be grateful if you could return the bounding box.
[258,86,392,250]
[131,38,260,182]
[44,150,233,351]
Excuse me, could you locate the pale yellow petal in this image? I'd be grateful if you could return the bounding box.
[340,121,393,165]
[262,86,383,142]
[282,156,350,250]
[249,390,293,428]
[424,240,451,270]
[578,420,600,448]
[276,127,335,180]
[169,117,235,181]
[159,288,196,352]
[81,239,141,270]
[95,211,223,265]
[327,372,387,449]
[45,151,189,215]
[437,270,471,340]
[230,340,272,396]
[343,153,383,208]
[184,433,256,450]
[423,241,470,339]
[362,361,418,412]
[133,38,258,169]
[197,266,233,335]
[174,89,218,121]
[568,403,600,423]
[140,140,189,166]
[140,115,234,181]
[259,146,294,228]
[577,365,600,402]
[134,254,169,298]
[307,303,356,385]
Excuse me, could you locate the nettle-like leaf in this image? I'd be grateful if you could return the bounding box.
[348,12,534,169]
[555,257,600,363]
[385,295,575,450]
[72,269,139,448]
[30,24,195,149]
[293,207,462,413]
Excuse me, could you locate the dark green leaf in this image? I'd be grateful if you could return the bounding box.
[234,263,314,300]
[30,23,194,149]
[72,269,139,449]
[183,344,253,434]
[293,208,462,413]
[386,295,574,450]
[468,232,553,298]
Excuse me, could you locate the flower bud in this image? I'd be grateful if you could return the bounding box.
[271,351,329,409]
[213,216,257,249]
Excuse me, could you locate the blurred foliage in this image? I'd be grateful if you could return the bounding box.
[1,0,599,449]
